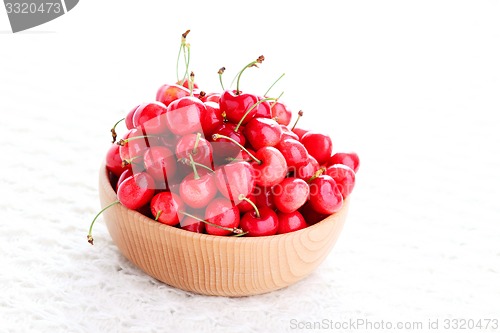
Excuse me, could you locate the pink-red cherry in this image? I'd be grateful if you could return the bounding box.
[219,90,259,125]
[325,164,356,198]
[156,83,190,107]
[118,128,152,169]
[106,144,130,177]
[166,96,206,136]
[204,198,240,236]
[309,174,343,215]
[132,101,169,135]
[280,125,300,141]
[273,177,310,213]
[150,192,184,226]
[276,138,308,170]
[300,132,333,165]
[244,117,283,150]
[271,101,292,126]
[277,211,307,234]
[179,171,217,209]
[175,133,213,167]
[292,127,309,140]
[180,213,205,233]
[143,146,177,186]
[240,206,279,237]
[252,147,288,187]
[254,96,272,118]
[215,161,256,205]
[125,105,139,130]
[328,152,360,173]
[295,154,320,181]
[117,172,156,210]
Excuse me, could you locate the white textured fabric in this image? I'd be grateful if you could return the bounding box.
[1,1,499,332]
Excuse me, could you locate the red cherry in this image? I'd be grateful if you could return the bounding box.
[273,177,310,213]
[179,172,217,209]
[253,185,276,210]
[300,132,333,165]
[116,168,133,190]
[166,96,206,136]
[240,206,279,237]
[117,172,156,210]
[299,201,329,225]
[201,92,221,103]
[252,147,288,187]
[237,193,257,213]
[244,117,283,150]
[150,192,184,226]
[177,78,199,89]
[180,213,205,233]
[118,128,152,168]
[214,161,256,205]
[309,174,343,215]
[156,83,190,107]
[328,152,360,173]
[132,101,169,135]
[325,164,356,198]
[201,101,224,137]
[143,146,177,187]
[254,96,272,118]
[295,154,320,181]
[175,133,213,167]
[280,125,300,141]
[271,101,292,126]
[276,138,308,170]
[219,90,259,125]
[277,211,307,234]
[210,123,246,159]
[292,127,309,140]
[125,105,139,130]
[204,198,240,236]
[106,144,130,177]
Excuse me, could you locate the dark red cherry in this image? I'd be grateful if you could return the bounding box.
[166,96,206,136]
[150,191,184,226]
[132,101,169,135]
[277,211,307,234]
[325,164,356,198]
[210,123,246,159]
[253,185,276,210]
[117,172,156,210]
[328,152,360,173]
[156,83,190,107]
[201,101,224,137]
[180,211,206,233]
[276,138,308,170]
[219,90,259,125]
[309,175,343,215]
[237,193,257,213]
[273,178,310,213]
[240,206,279,237]
[300,132,333,165]
[299,201,329,225]
[271,101,292,126]
[116,168,133,190]
[179,172,217,209]
[244,117,283,150]
[204,198,240,236]
[214,161,255,205]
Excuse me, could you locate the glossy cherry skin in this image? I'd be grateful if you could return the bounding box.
[201,92,221,103]
[106,144,130,177]
[237,193,257,213]
[300,132,333,165]
[166,96,206,136]
[150,192,185,226]
[244,117,283,150]
[116,168,133,190]
[253,186,276,210]
[273,177,310,213]
[277,211,307,234]
[175,133,213,167]
[156,83,190,107]
[219,90,259,125]
[117,172,156,210]
[125,105,139,130]
[201,101,224,137]
[132,101,169,135]
[179,172,217,209]
[215,161,256,205]
[143,146,177,187]
[180,213,205,233]
[295,154,320,181]
[280,125,300,141]
[276,138,308,170]
[309,175,343,215]
[270,101,292,126]
[292,127,309,140]
[118,128,152,172]
[328,152,360,173]
[204,197,240,236]
[254,96,272,118]
[210,123,246,159]
[177,78,199,89]
[240,207,279,237]
[325,164,356,198]
[299,201,329,225]
[252,147,288,187]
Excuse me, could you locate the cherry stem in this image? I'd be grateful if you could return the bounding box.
[192,132,201,155]
[234,95,282,132]
[87,200,120,245]
[290,110,304,131]
[122,155,141,168]
[212,134,261,164]
[176,29,190,83]
[117,134,159,146]
[181,157,214,173]
[263,73,285,97]
[189,154,199,179]
[189,72,195,96]
[234,55,265,95]
[110,118,125,144]
[238,194,260,218]
[218,67,226,90]
[155,210,162,221]
[181,44,191,85]
[179,211,245,235]
[307,167,326,183]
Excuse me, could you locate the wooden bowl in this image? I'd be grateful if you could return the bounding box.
[98,163,350,297]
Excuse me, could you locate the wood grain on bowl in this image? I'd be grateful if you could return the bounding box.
[98,163,349,297]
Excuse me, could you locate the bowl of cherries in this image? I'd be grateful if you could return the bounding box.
[88,31,359,297]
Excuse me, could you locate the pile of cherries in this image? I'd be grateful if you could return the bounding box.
[88,31,359,244]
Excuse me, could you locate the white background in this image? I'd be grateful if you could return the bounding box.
[1,1,499,332]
